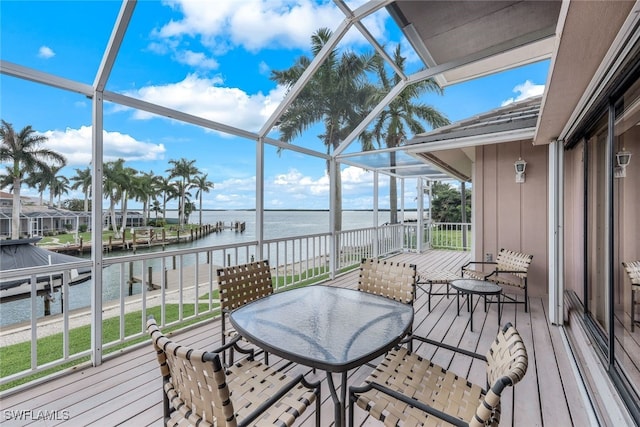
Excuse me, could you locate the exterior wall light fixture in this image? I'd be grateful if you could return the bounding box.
[515,158,527,183]
[615,149,632,178]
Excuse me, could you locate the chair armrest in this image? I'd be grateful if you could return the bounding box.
[402,335,487,361]
[238,374,321,427]
[210,334,255,359]
[484,269,527,279]
[495,269,527,275]
[462,261,497,270]
[349,381,468,427]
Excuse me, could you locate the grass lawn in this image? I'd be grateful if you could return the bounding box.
[0,302,219,391]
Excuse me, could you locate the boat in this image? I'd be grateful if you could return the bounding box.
[0,238,91,303]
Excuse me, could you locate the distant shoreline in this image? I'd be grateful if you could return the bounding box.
[163,208,415,212]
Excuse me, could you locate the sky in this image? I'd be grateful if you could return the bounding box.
[0,0,548,212]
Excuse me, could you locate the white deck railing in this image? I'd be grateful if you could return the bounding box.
[0,222,468,390]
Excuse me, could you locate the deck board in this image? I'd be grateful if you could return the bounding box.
[0,250,590,427]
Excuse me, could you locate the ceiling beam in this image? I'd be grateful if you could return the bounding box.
[94,0,136,92]
[0,60,93,96]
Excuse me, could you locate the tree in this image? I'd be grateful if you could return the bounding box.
[157,176,178,222]
[166,158,200,227]
[130,171,159,226]
[430,182,471,223]
[366,46,449,223]
[103,159,131,237]
[0,120,66,239]
[24,168,53,206]
[70,167,92,212]
[184,201,196,225]
[172,180,193,226]
[271,28,375,231]
[193,173,214,226]
[47,165,70,207]
[62,198,90,211]
[151,200,163,221]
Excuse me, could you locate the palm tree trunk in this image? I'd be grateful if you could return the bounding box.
[109,200,119,238]
[11,177,21,239]
[121,192,129,234]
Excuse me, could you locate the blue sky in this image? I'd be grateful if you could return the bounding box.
[0,0,548,211]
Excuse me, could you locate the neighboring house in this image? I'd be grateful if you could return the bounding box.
[0,191,89,237]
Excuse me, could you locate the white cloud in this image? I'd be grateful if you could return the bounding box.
[38,46,55,59]
[501,80,545,106]
[175,50,219,70]
[41,126,166,166]
[258,61,270,76]
[122,74,288,132]
[154,0,386,54]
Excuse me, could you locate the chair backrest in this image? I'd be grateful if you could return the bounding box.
[623,261,640,286]
[496,249,533,279]
[217,260,273,311]
[358,258,416,304]
[470,323,528,426]
[147,317,232,426]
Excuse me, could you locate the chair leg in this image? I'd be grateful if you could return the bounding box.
[315,386,321,427]
[633,289,636,332]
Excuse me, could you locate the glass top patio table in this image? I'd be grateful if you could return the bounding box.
[229,284,414,372]
[229,284,414,427]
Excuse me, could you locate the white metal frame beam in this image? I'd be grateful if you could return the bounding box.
[258,0,392,139]
[0,60,93,96]
[334,25,556,156]
[94,0,136,91]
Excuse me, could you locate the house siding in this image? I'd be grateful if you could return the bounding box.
[474,139,549,297]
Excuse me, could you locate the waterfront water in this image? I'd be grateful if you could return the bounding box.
[0,210,394,327]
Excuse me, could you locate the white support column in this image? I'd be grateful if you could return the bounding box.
[329,159,337,279]
[417,179,424,252]
[548,140,564,325]
[373,171,379,258]
[256,138,265,261]
[400,178,405,224]
[91,92,104,366]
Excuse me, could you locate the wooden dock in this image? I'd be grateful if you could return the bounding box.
[43,224,222,255]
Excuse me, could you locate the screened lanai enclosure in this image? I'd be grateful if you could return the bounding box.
[1,1,640,425]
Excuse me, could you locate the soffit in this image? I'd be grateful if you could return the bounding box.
[534,0,636,145]
[388,1,562,86]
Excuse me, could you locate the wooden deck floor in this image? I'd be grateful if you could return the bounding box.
[0,250,593,426]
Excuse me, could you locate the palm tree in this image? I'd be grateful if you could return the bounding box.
[0,120,66,239]
[172,180,193,227]
[367,46,450,223]
[51,174,70,207]
[131,171,159,226]
[193,173,214,226]
[151,200,163,221]
[271,28,375,231]
[157,176,178,222]
[70,167,92,212]
[24,168,53,206]
[47,165,69,207]
[166,158,200,227]
[103,159,129,237]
